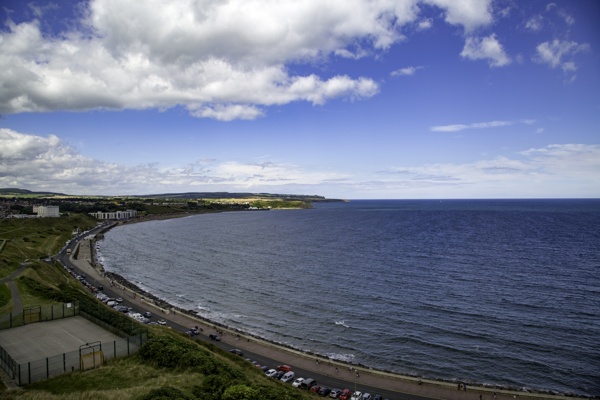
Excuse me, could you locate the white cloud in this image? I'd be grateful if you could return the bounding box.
[391,66,424,77]
[525,15,543,31]
[417,18,433,31]
[460,34,511,67]
[372,144,600,198]
[0,0,501,120]
[2,129,599,198]
[424,0,493,32]
[431,120,513,132]
[1,0,423,119]
[0,129,347,195]
[534,39,589,70]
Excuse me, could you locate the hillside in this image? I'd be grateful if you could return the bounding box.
[0,214,312,400]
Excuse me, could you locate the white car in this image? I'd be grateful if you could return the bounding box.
[350,391,363,400]
[265,369,277,378]
[292,377,304,387]
[280,371,295,382]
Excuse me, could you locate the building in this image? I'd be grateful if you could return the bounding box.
[89,210,138,220]
[33,205,60,218]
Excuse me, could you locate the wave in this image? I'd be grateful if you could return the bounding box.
[335,320,350,328]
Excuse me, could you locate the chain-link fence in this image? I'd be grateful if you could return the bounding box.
[0,331,147,386]
[0,302,79,330]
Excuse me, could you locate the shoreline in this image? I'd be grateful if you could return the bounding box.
[88,214,594,400]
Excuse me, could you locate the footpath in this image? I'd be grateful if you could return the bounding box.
[0,263,30,326]
[70,237,574,400]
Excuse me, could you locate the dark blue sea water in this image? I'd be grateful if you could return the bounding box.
[98,199,600,396]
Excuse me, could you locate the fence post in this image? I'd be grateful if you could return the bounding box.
[127,336,130,355]
[18,363,21,386]
[51,305,54,320]
[63,353,66,372]
[9,312,12,328]
[114,341,117,358]
[46,357,49,379]
[28,362,31,384]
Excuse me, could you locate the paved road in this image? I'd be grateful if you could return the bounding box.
[0,262,30,325]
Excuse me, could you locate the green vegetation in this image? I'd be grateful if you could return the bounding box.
[0,214,97,277]
[0,283,10,308]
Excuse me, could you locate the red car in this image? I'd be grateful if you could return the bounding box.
[310,385,322,394]
[339,389,352,400]
[277,364,292,372]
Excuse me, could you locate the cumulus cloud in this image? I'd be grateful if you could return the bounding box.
[424,0,493,32]
[2,129,599,198]
[0,0,500,120]
[460,34,511,67]
[534,39,589,70]
[0,129,347,194]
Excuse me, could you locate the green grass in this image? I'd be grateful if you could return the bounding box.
[0,214,97,278]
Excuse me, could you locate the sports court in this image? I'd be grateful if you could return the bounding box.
[0,316,121,363]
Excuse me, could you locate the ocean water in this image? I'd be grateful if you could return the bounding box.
[98,199,600,396]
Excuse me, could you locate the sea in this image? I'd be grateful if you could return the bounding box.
[97,199,600,397]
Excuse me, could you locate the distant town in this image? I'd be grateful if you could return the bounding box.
[0,188,339,220]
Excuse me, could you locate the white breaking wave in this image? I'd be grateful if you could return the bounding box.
[335,320,350,328]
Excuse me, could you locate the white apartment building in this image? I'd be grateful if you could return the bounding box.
[89,210,138,220]
[33,205,60,218]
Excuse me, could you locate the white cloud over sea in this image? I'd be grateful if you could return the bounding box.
[2,129,599,198]
[0,0,496,120]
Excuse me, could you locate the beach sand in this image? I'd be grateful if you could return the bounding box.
[68,222,579,400]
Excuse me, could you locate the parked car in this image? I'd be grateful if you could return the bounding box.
[143,311,152,318]
[158,319,167,325]
[209,334,221,341]
[229,348,243,356]
[319,386,331,396]
[350,391,363,400]
[362,393,372,400]
[310,385,322,394]
[280,371,295,382]
[265,369,278,378]
[300,378,317,390]
[292,377,305,388]
[372,395,383,400]
[329,388,342,398]
[277,364,292,372]
[339,389,352,400]
[273,370,285,380]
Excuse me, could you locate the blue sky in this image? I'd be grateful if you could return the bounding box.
[0,0,598,199]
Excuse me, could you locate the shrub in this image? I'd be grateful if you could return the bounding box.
[138,385,195,400]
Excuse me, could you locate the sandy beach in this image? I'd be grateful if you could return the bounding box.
[68,218,581,400]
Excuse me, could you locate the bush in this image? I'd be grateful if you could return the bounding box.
[139,336,243,380]
[138,386,195,400]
